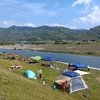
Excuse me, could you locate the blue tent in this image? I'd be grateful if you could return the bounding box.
[42,57,54,61]
[70,62,87,69]
[62,71,80,78]
[24,70,36,79]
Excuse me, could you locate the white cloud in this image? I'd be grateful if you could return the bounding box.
[0,1,46,16]
[23,3,46,14]
[2,21,16,27]
[23,3,45,9]
[44,23,77,29]
[68,26,77,29]
[3,21,8,25]
[44,23,65,27]
[24,23,36,27]
[72,0,93,6]
[79,6,100,23]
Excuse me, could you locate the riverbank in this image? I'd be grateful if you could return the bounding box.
[1,47,100,69]
[0,43,100,56]
[0,44,44,50]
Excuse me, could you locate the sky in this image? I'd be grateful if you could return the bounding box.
[0,0,100,29]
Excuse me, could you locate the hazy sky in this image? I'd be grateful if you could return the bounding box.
[0,0,100,29]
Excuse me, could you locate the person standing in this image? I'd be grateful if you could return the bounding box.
[39,69,42,78]
[68,63,70,69]
[87,65,90,71]
[42,79,46,86]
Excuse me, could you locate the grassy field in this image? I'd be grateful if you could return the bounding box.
[0,55,100,100]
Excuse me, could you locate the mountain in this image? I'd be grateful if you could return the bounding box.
[0,25,100,42]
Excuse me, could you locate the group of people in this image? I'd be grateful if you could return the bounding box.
[4,56,15,60]
[38,69,69,92]
[8,64,22,70]
[37,69,46,86]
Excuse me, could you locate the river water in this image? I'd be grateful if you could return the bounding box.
[1,49,100,69]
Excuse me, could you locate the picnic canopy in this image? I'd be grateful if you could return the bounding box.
[70,62,88,69]
[42,57,54,61]
[30,56,42,61]
[55,70,88,94]
[74,70,91,76]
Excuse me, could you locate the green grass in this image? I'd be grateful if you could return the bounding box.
[0,55,100,100]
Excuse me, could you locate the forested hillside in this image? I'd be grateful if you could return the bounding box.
[0,25,100,42]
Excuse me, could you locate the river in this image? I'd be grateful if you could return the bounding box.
[1,49,100,69]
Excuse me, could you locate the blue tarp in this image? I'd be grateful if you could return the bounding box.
[62,71,80,78]
[24,70,36,79]
[70,63,87,69]
[42,57,54,61]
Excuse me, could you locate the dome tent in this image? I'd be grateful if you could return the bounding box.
[55,70,88,94]
[24,70,36,79]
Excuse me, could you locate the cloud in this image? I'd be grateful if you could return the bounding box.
[53,3,60,7]
[2,21,37,27]
[5,0,18,3]
[24,23,36,27]
[3,21,16,27]
[79,6,100,23]
[68,26,77,29]
[72,0,93,6]
[3,21,8,25]
[73,19,78,22]
[47,11,57,16]
[0,1,46,16]
[44,23,65,27]
[43,23,77,29]
[23,3,46,14]
[23,3,58,16]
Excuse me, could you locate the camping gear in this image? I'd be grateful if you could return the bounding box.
[74,70,91,76]
[0,51,7,55]
[55,70,88,94]
[83,94,89,98]
[42,57,54,61]
[30,56,42,61]
[24,70,36,79]
[53,85,56,90]
[70,62,88,69]
[28,60,38,63]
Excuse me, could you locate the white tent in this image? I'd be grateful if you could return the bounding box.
[74,70,91,76]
